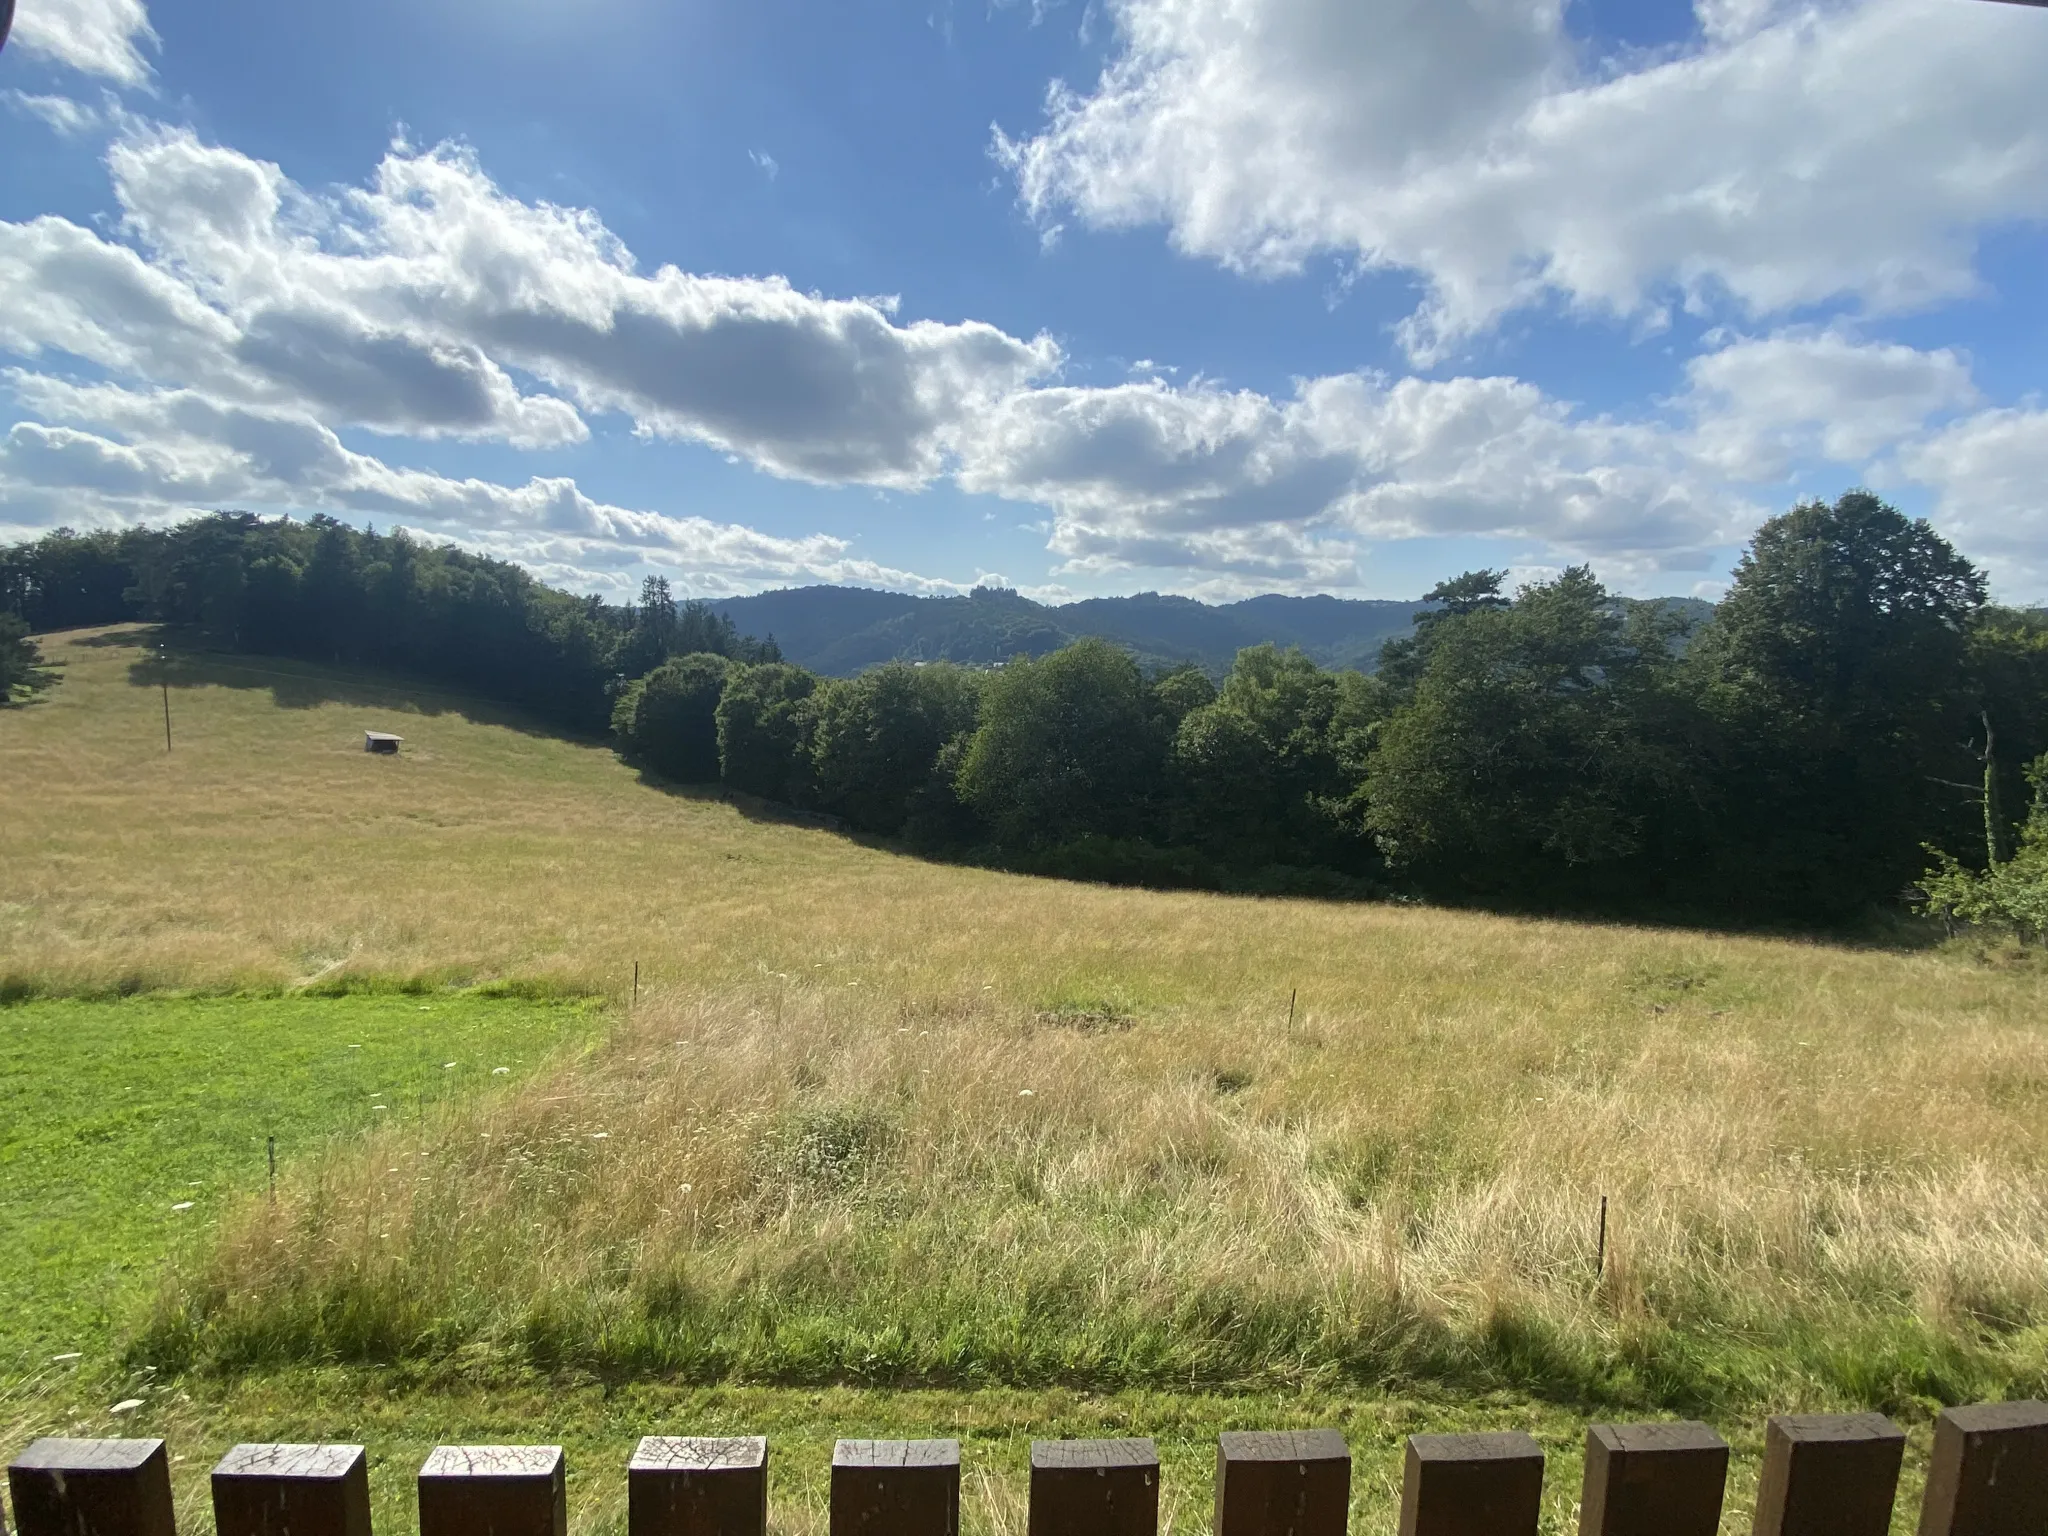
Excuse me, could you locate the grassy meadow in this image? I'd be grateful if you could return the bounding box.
[4,625,2048,1534]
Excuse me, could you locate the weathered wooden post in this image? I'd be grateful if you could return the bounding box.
[1028,1439,1158,1536]
[1397,1432,1544,1536]
[628,1437,768,1536]
[7,1439,178,1536]
[418,1447,566,1536]
[1751,1414,1905,1536]
[1577,1422,1727,1536]
[212,1444,371,1536]
[1916,1401,2048,1536]
[829,1440,959,1536]
[1213,1430,1349,1536]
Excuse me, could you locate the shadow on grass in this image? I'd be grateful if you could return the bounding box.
[629,755,1943,950]
[625,765,859,836]
[65,628,160,649]
[109,626,599,743]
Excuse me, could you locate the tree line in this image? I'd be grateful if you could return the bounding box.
[7,496,2047,929]
[0,513,776,735]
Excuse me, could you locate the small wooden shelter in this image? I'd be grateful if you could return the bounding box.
[364,731,403,755]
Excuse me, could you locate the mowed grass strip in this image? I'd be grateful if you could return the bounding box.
[0,992,602,1373]
[0,1372,1943,1536]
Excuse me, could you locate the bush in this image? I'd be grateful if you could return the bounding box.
[1922,754,2048,941]
[811,664,983,835]
[716,663,818,803]
[0,613,42,700]
[956,640,1160,849]
[621,654,731,783]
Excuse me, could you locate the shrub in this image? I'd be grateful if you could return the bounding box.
[621,653,730,782]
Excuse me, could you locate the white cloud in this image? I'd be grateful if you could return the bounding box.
[4,126,1063,467]
[2,90,104,135]
[1683,327,1978,479]
[92,129,1060,480]
[955,368,1750,585]
[998,0,2048,357]
[1894,407,2048,593]
[0,377,967,597]
[4,119,2039,600]
[9,0,157,85]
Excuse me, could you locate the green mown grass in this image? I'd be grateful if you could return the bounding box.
[0,992,603,1373]
[0,1370,1948,1536]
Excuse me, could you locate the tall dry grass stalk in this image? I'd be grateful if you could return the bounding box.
[151,978,2048,1411]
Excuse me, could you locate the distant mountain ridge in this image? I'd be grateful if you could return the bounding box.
[711,586,1418,676]
[712,585,1716,677]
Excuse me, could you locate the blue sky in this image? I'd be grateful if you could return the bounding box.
[2,0,2044,602]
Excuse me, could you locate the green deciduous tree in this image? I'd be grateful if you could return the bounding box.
[1366,567,1691,902]
[1686,491,1987,916]
[716,662,818,803]
[1962,608,2048,866]
[956,639,1160,849]
[0,612,43,701]
[1169,645,1385,867]
[619,653,730,782]
[811,663,983,835]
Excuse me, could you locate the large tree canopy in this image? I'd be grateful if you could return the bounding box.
[1686,492,1988,917]
[956,639,1159,849]
[1366,567,1694,903]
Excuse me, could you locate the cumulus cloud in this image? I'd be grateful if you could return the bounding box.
[2,119,2034,599]
[1894,407,2048,592]
[1683,327,1978,480]
[92,129,1061,478]
[955,368,1751,585]
[9,0,157,84]
[998,0,2048,357]
[0,377,965,596]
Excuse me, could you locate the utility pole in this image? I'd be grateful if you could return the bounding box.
[159,646,173,752]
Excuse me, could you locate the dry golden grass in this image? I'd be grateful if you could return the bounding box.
[9,627,2048,1415]
[154,972,2048,1410]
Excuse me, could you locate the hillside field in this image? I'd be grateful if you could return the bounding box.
[5,625,2048,1535]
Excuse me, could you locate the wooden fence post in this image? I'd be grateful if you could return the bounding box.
[212,1445,370,1536]
[628,1437,768,1536]
[418,1447,566,1536]
[829,1440,959,1536]
[1397,1433,1544,1536]
[1213,1430,1349,1536]
[7,1439,177,1536]
[1577,1422,1727,1536]
[1916,1401,2048,1536]
[1751,1414,1904,1536]
[1028,1439,1159,1536]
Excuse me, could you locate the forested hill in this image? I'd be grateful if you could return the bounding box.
[715,586,1433,676]
[715,584,1716,676]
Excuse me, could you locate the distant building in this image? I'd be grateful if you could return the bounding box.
[364,732,403,755]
